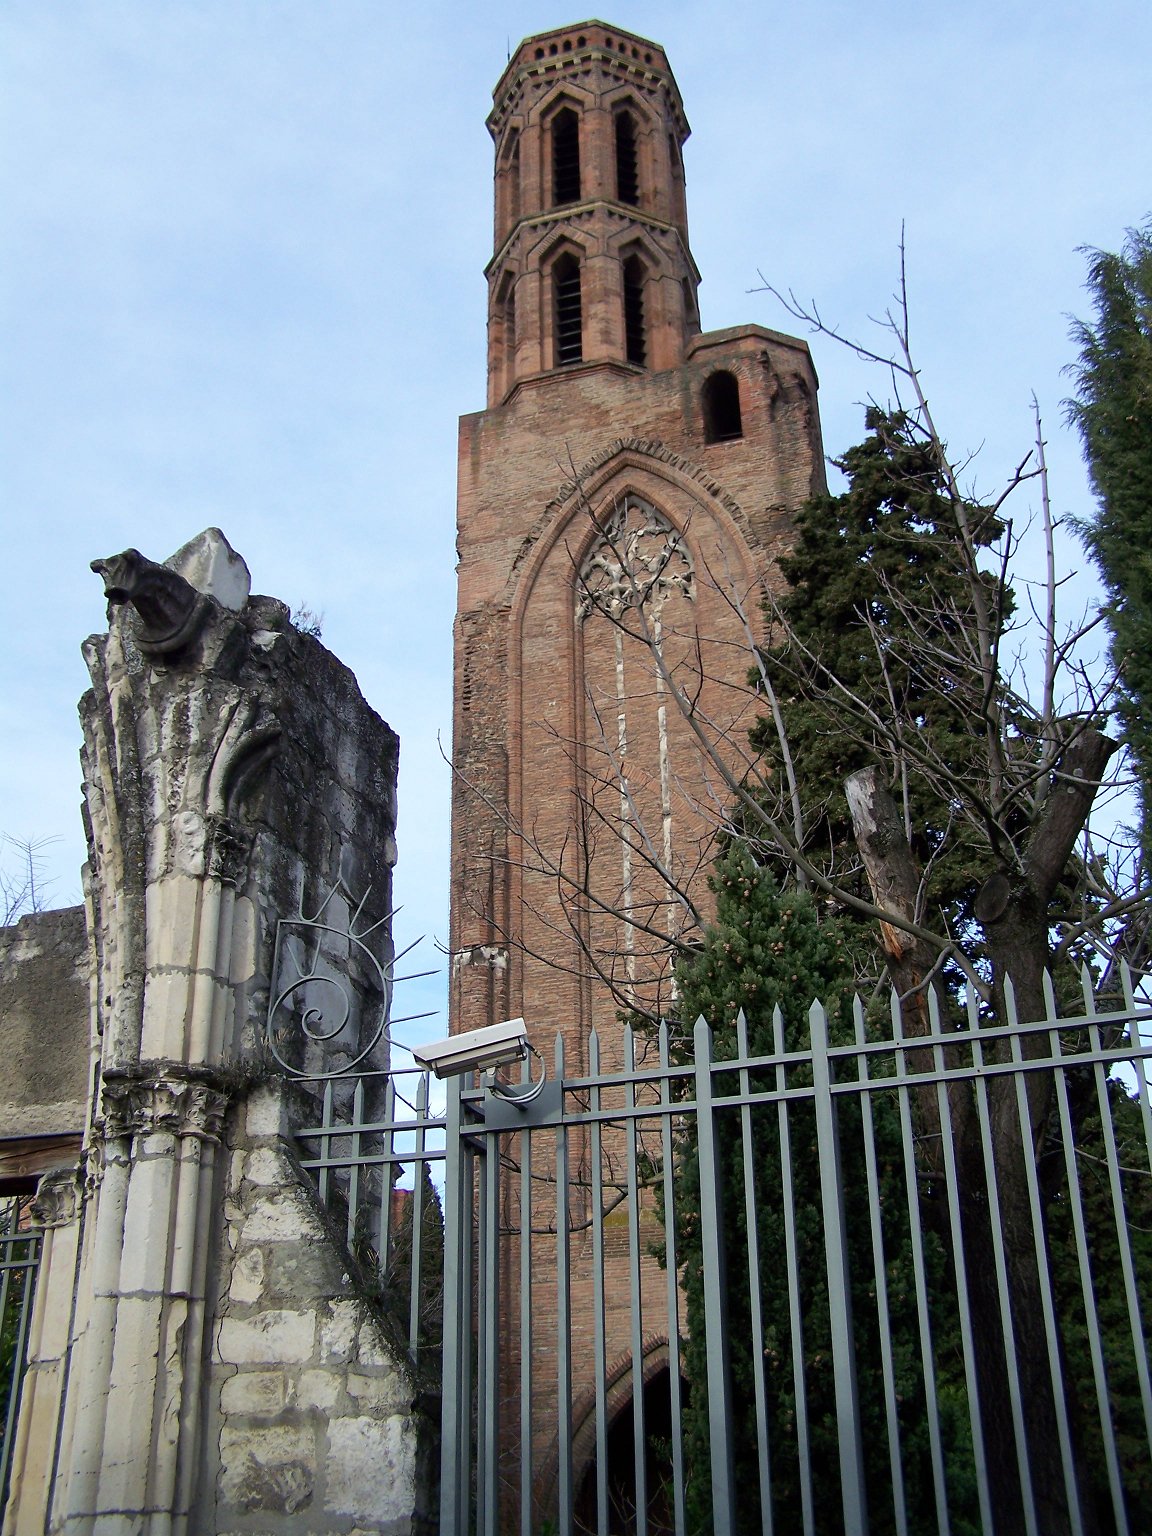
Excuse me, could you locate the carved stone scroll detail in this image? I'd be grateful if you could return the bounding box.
[30,1167,82,1230]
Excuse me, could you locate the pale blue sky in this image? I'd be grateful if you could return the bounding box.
[2,1,1148,1036]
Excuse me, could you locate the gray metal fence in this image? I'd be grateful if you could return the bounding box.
[1,1196,40,1506]
[292,1066,447,1372]
[293,974,1152,1536]
[439,973,1152,1536]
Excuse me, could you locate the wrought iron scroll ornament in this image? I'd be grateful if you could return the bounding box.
[266,882,415,1079]
[576,496,695,622]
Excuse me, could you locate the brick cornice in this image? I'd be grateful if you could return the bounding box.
[547,435,746,522]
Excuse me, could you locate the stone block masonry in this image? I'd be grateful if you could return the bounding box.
[209,1086,435,1536]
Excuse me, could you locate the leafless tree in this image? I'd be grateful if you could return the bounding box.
[452,327,1143,1030]
[451,262,1148,1532]
[1,834,58,925]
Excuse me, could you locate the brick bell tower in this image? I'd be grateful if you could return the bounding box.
[450,21,827,1058]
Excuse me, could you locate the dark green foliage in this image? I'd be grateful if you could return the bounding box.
[353,1166,445,1356]
[1067,223,1152,858]
[1044,1074,1152,1526]
[751,407,1012,983]
[670,847,975,1534]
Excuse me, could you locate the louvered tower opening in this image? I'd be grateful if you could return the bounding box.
[553,254,583,365]
[552,108,581,205]
[623,256,646,366]
[615,111,639,205]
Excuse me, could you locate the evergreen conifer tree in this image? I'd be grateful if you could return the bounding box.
[672,845,974,1534]
[751,406,1011,990]
[1067,222,1152,858]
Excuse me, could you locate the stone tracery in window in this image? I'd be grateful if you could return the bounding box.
[576,497,694,622]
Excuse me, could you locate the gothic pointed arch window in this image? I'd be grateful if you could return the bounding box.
[495,270,517,388]
[576,497,694,623]
[623,255,647,367]
[575,495,696,993]
[552,251,583,366]
[702,370,743,442]
[551,106,581,205]
[501,128,521,227]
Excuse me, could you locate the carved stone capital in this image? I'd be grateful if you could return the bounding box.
[30,1167,82,1229]
[84,1140,106,1193]
[100,1063,232,1144]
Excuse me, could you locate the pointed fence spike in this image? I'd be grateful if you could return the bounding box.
[771,1001,785,1053]
[736,1008,748,1057]
[1120,957,1136,1011]
[693,1014,711,1063]
[1042,968,1058,1021]
[808,997,827,1045]
[624,1021,635,1072]
[889,984,904,1040]
[1002,972,1018,1022]
[852,990,867,1045]
[589,1028,600,1074]
[965,983,981,1030]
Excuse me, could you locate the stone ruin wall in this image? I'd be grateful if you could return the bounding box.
[0,907,91,1179]
[3,528,436,1536]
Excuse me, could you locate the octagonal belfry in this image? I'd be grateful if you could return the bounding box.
[485,21,697,401]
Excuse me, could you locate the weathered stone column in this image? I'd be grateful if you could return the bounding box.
[33,528,424,1536]
[2,1171,83,1536]
[49,533,282,1536]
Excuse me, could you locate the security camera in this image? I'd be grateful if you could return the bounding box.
[410,1018,530,1080]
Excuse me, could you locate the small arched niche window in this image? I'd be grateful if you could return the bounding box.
[552,107,581,206]
[553,252,583,366]
[623,255,647,367]
[615,110,639,205]
[702,371,743,442]
[503,130,521,224]
[496,271,516,364]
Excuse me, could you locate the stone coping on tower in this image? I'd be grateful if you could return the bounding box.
[488,20,687,139]
[483,200,692,280]
[687,322,822,384]
[466,320,820,415]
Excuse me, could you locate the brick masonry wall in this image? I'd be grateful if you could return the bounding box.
[452,322,826,1050]
[451,322,828,1500]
